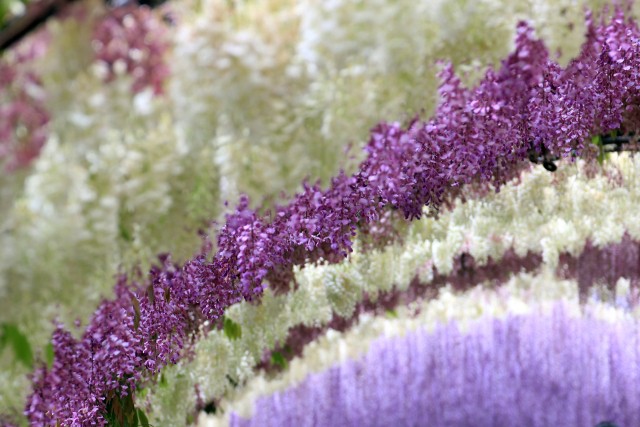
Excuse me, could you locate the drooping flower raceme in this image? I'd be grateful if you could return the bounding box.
[22,12,640,425]
[150,154,640,425]
[7,0,606,419]
[92,5,170,94]
[220,297,640,427]
[0,44,49,173]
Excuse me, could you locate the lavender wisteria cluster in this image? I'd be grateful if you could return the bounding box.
[23,10,640,426]
[227,303,640,427]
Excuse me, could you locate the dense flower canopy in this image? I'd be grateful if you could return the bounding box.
[3,1,640,426]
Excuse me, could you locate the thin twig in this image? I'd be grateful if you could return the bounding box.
[0,0,78,52]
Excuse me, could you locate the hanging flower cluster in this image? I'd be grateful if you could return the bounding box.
[0,45,49,172]
[19,9,640,425]
[7,0,572,417]
[153,154,640,425]
[92,5,170,94]
[224,299,640,427]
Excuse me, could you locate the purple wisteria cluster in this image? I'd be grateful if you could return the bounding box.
[92,5,171,94]
[23,10,640,426]
[0,38,50,173]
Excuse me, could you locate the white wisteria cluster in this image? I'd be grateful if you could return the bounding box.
[141,155,640,425]
[0,72,190,416]
[200,269,638,426]
[400,154,640,276]
[0,73,182,334]
[171,0,619,205]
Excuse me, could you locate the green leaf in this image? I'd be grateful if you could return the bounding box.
[105,393,146,427]
[122,394,136,426]
[592,135,607,166]
[132,298,141,331]
[0,2,8,29]
[271,351,287,369]
[110,397,124,426]
[223,317,242,340]
[44,342,55,369]
[137,409,150,427]
[146,284,155,306]
[119,223,133,242]
[591,135,601,147]
[1,323,33,368]
[158,373,168,388]
[386,309,398,318]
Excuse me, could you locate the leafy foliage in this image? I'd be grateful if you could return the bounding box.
[0,323,33,368]
[270,351,287,370]
[104,392,152,427]
[223,317,243,341]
